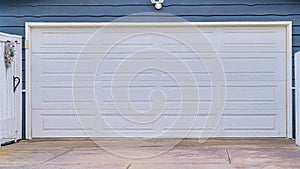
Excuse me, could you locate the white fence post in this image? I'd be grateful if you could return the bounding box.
[0,38,4,147]
[296,51,300,146]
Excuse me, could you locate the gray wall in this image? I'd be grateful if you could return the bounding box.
[0,0,299,137]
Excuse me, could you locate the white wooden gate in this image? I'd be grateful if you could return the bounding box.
[0,32,22,146]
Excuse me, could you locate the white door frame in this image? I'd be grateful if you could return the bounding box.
[25,21,293,139]
[296,52,300,145]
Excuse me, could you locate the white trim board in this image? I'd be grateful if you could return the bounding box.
[296,52,300,145]
[25,21,293,139]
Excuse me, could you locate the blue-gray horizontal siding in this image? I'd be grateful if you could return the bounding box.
[0,0,299,138]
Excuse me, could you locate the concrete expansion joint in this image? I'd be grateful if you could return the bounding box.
[225,148,232,164]
[41,148,73,164]
[126,163,132,169]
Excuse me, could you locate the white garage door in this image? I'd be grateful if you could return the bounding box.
[29,23,287,138]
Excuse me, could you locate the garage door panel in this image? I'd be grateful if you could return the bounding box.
[97,53,285,81]
[98,27,217,46]
[221,53,286,81]
[32,28,97,53]
[42,115,95,131]
[97,81,285,110]
[32,80,285,110]
[219,113,286,137]
[101,116,156,132]
[103,27,285,53]
[32,82,96,110]
[33,130,92,138]
[160,114,284,136]
[222,116,276,130]
[219,27,286,53]
[32,27,285,53]
[32,110,98,137]
[32,53,98,82]
[32,109,285,138]
[32,57,286,82]
[91,115,218,137]
[32,53,285,82]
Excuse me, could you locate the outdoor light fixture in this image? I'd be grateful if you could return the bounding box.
[151,0,164,10]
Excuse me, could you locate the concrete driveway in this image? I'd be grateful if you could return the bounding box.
[0,139,300,169]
